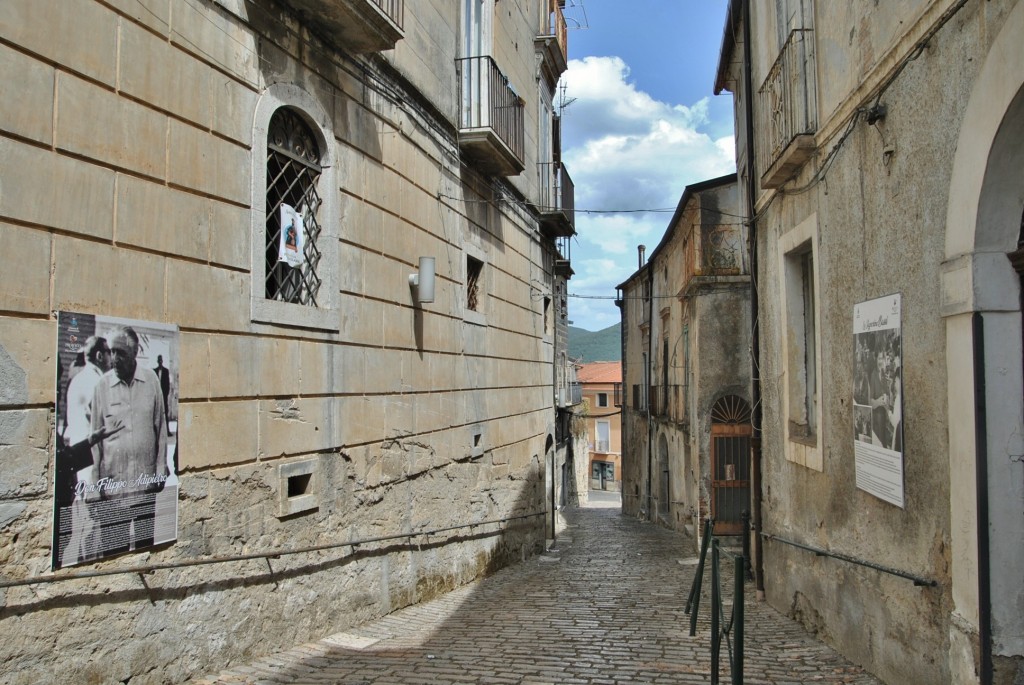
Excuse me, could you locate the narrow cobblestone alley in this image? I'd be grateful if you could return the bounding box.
[193,496,884,685]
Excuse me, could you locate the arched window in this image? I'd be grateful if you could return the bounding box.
[265,108,323,306]
[250,84,339,331]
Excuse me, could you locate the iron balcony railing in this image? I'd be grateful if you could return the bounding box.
[369,0,403,29]
[649,384,687,421]
[544,0,568,62]
[756,29,817,178]
[568,381,582,406]
[457,55,525,164]
[538,162,576,233]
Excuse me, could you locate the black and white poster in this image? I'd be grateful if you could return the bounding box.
[52,312,179,569]
[852,294,904,508]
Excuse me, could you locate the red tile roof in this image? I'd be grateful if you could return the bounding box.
[576,361,622,384]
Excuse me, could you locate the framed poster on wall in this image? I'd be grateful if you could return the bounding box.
[52,312,179,569]
[852,294,904,508]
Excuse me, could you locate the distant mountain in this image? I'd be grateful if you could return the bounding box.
[568,323,621,362]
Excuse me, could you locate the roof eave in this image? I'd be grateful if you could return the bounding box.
[714,0,741,95]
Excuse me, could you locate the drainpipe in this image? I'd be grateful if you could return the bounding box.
[647,269,655,521]
[638,242,655,520]
[615,287,626,502]
[741,0,765,596]
[972,312,992,685]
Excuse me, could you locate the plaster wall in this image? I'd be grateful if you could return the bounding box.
[738,1,1021,683]
[618,179,750,539]
[0,0,562,682]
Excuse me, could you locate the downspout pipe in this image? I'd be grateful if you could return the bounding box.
[741,0,765,595]
[972,312,992,685]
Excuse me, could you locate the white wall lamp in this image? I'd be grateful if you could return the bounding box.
[409,256,436,304]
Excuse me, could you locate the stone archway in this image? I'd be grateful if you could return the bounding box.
[944,3,1024,681]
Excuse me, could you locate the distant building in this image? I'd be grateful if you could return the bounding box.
[577,362,623,492]
[716,1,1024,682]
[617,174,750,538]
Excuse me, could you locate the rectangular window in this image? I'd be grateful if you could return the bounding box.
[595,420,610,452]
[597,392,608,408]
[466,255,483,312]
[779,214,821,470]
[800,250,817,435]
[785,246,816,438]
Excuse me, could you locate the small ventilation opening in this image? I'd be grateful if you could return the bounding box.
[287,472,312,498]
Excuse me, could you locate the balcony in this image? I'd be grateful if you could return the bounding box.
[457,56,526,176]
[677,213,745,292]
[555,235,573,277]
[535,1,568,87]
[756,29,817,189]
[557,381,582,408]
[283,0,404,53]
[649,384,687,422]
[538,162,575,238]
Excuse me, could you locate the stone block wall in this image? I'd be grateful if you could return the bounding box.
[0,0,558,682]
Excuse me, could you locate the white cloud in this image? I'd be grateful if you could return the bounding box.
[558,56,736,331]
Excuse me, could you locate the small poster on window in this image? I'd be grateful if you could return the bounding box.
[279,203,305,268]
[852,294,904,508]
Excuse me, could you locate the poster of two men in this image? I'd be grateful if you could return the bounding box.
[52,312,179,570]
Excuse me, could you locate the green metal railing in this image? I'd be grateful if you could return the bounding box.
[685,517,746,685]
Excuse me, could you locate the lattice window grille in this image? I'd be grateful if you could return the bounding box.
[265,108,323,306]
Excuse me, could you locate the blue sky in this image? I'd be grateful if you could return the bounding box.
[558,1,736,331]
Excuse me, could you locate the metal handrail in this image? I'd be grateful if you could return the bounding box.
[0,511,545,590]
[761,531,938,587]
[711,538,744,685]
[685,518,745,685]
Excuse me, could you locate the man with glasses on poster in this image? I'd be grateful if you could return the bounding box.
[89,326,169,555]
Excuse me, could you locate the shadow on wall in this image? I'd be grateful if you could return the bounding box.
[201,499,627,684]
[0,462,550,683]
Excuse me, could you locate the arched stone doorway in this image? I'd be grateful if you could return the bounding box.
[944,4,1024,680]
[710,395,751,535]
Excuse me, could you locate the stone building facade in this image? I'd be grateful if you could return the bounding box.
[716,1,1024,683]
[577,361,623,493]
[0,0,576,682]
[617,175,752,542]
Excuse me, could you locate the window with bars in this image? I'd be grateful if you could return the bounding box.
[466,255,483,312]
[265,108,323,306]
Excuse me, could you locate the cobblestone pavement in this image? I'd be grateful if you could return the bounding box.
[193,495,883,684]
